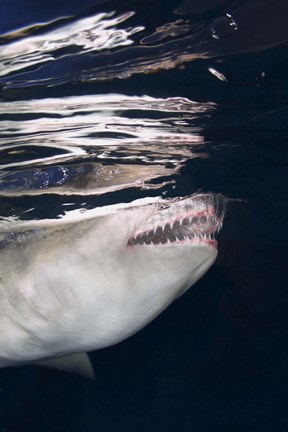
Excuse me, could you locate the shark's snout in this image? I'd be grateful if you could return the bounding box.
[127,193,226,247]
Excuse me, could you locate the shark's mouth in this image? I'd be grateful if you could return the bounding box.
[127,194,225,247]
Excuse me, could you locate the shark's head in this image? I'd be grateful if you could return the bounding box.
[78,193,226,346]
[126,193,224,294]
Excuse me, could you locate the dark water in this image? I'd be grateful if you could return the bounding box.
[0,0,288,430]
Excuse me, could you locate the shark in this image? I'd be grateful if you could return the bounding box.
[0,193,225,377]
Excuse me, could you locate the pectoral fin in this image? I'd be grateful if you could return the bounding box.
[37,352,95,379]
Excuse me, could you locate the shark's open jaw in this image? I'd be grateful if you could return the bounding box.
[127,194,225,248]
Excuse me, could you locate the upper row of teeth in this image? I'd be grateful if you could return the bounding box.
[134,218,222,238]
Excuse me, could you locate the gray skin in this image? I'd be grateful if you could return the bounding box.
[0,193,225,375]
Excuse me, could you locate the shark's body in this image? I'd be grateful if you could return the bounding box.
[0,193,225,376]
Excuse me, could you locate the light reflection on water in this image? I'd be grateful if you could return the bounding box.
[0,1,231,223]
[0,4,228,89]
[1,0,283,221]
[0,11,144,79]
[0,93,213,214]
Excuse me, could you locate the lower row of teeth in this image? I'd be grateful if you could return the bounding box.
[128,233,214,246]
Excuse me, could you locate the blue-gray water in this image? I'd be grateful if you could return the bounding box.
[0,0,288,430]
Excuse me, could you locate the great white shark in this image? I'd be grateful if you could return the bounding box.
[0,193,225,377]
